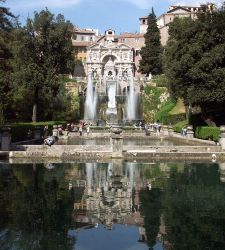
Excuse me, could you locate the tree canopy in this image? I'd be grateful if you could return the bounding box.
[164,9,225,125]
[0,0,16,123]
[139,8,162,76]
[13,9,74,122]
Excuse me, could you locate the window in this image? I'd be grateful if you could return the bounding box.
[90,36,93,41]
[143,19,146,24]
[121,38,126,43]
[108,31,112,35]
[135,38,139,42]
[72,34,77,40]
[81,36,84,41]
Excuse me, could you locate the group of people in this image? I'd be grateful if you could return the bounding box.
[143,123,162,136]
[43,122,92,146]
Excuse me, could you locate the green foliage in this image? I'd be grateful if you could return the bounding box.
[143,85,167,122]
[195,126,220,142]
[164,10,225,125]
[0,1,16,123]
[173,120,188,133]
[12,9,74,122]
[154,100,175,123]
[9,121,66,142]
[139,8,162,75]
[151,74,168,87]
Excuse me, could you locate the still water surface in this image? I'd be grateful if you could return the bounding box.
[0,161,225,250]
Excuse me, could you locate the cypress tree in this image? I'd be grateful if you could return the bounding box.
[139,8,162,76]
[0,0,15,123]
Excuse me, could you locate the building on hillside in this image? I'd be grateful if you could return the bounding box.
[157,5,203,46]
[139,16,148,34]
[72,27,100,76]
[86,29,136,94]
[140,4,217,46]
[72,27,145,77]
[116,32,145,76]
[159,4,217,45]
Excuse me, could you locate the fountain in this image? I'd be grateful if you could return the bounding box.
[106,80,117,124]
[84,76,97,120]
[126,76,138,120]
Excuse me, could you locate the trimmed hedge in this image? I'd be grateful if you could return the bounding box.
[195,126,220,142]
[7,121,66,142]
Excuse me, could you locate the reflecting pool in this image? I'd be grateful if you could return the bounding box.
[0,161,225,250]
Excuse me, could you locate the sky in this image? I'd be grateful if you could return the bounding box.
[3,0,223,34]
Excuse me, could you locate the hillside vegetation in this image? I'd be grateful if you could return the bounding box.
[143,75,186,124]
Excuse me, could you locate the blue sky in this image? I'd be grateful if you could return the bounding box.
[3,0,223,34]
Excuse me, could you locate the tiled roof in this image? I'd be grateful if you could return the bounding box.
[72,41,94,47]
[117,33,144,38]
[73,28,96,34]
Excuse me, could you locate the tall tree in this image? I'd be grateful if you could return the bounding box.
[13,9,74,122]
[139,8,162,76]
[164,9,225,125]
[0,0,15,123]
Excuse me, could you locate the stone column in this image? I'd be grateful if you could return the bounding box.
[1,126,11,151]
[186,125,194,139]
[219,126,225,150]
[110,126,123,158]
[34,126,42,141]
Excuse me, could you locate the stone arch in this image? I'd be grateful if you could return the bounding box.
[101,53,119,63]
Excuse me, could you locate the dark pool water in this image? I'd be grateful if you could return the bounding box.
[67,137,186,146]
[0,161,225,250]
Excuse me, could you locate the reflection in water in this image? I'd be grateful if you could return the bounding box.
[1,161,225,250]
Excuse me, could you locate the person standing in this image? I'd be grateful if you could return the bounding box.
[87,125,90,136]
[79,125,83,136]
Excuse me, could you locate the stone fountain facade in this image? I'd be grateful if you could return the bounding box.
[85,29,142,123]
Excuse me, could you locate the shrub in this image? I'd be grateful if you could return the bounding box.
[154,100,176,123]
[166,113,187,125]
[9,121,66,142]
[195,126,220,142]
[152,74,168,87]
[173,120,188,133]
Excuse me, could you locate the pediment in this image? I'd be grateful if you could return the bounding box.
[168,6,191,14]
